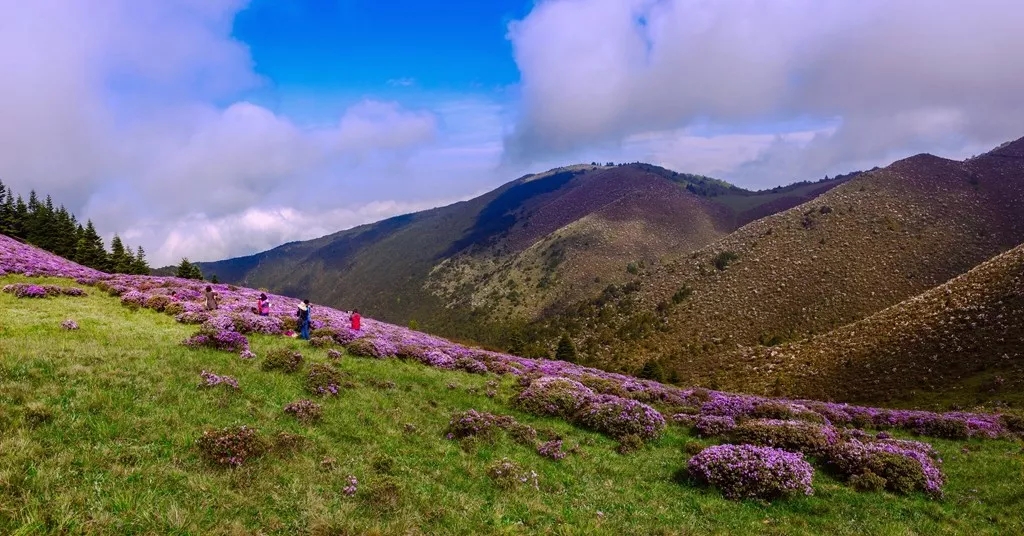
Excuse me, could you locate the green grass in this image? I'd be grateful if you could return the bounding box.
[1,275,1022,534]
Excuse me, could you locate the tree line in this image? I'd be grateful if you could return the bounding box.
[0,179,150,275]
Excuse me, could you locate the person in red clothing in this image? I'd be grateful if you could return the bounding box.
[351,309,361,331]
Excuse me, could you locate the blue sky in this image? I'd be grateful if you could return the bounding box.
[1,0,1022,265]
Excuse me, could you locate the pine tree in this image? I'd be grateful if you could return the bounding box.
[638,360,665,382]
[79,220,109,271]
[210,274,219,284]
[109,235,131,274]
[131,246,150,275]
[176,258,204,280]
[555,334,578,363]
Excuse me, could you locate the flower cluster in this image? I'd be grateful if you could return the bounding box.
[305,364,343,396]
[513,377,665,440]
[183,328,250,353]
[693,415,737,437]
[454,357,488,374]
[687,444,814,501]
[2,283,48,298]
[827,439,945,496]
[346,337,398,358]
[239,350,256,360]
[284,399,324,424]
[727,419,839,456]
[343,475,358,496]
[199,370,239,390]
[537,439,567,460]
[327,349,342,360]
[60,319,79,330]
[195,425,269,467]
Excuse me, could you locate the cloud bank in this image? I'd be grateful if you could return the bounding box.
[506,0,1024,186]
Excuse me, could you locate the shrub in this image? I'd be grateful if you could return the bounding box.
[713,251,739,271]
[305,364,341,395]
[327,349,342,360]
[183,327,249,353]
[687,444,814,501]
[421,350,455,369]
[684,441,706,456]
[262,349,303,373]
[3,283,49,298]
[309,336,334,348]
[505,422,538,446]
[196,425,269,467]
[694,415,736,437]
[120,290,147,308]
[574,395,666,440]
[175,310,210,325]
[164,302,184,315]
[445,409,514,442]
[827,440,944,497]
[850,470,887,492]
[729,419,839,456]
[60,319,79,330]
[578,374,628,397]
[537,439,567,460]
[454,357,488,374]
[284,399,323,424]
[1000,412,1024,435]
[487,458,539,491]
[616,434,644,455]
[144,295,171,312]
[912,416,970,440]
[512,376,594,418]
[347,337,397,358]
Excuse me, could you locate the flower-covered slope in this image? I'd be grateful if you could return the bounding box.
[1,233,1018,440]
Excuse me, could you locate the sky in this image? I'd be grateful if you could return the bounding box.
[1,0,1023,266]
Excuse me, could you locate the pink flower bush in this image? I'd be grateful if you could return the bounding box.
[343,475,358,496]
[199,370,239,389]
[60,319,79,330]
[688,444,814,501]
[537,439,567,460]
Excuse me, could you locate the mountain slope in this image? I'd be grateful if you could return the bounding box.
[554,137,1024,380]
[198,164,848,344]
[724,239,1024,407]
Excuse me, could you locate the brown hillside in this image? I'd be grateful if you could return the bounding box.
[562,137,1024,381]
[725,241,1024,408]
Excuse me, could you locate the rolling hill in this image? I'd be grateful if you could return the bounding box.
[548,137,1024,394]
[197,164,849,346]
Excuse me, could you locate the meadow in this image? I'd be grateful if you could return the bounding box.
[1,274,1022,535]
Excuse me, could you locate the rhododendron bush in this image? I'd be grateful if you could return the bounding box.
[688,444,814,500]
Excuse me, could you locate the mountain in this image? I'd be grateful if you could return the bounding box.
[198,163,850,347]
[550,137,1024,385]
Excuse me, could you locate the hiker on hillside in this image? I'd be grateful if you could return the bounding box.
[254,293,270,316]
[351,309,361,331]
[204,285,219,311]
[297,299,312,340]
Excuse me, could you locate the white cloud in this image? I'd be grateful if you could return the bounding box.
[506,0,1024,183]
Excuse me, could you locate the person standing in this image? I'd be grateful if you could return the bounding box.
[297,299,312,340]
[351,309,362,331]
[204,286,219,311]
[256,293,270,316]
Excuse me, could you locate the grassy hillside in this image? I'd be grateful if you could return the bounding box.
[551,138,1024,387]
[2,274,1023,534]
[195,164,847,348]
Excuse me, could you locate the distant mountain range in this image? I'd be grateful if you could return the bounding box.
[196,163,853,345]
[196,136,1024,407]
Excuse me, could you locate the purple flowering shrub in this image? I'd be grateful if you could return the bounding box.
[728,419,839,456]
[175,310,210,325]
[694,415,736,437]
[183,327,250,353]
[420,350,455,369]
[574,395,666,440]
[512,377,594,417]
[346,337,398,358]
[826,439,945,497]
[144,295,172,312]
[487,458,539,491]
[2,283,49,298]
[687,444,815,501]
[454,357,488,374]
[327,349,342,360]
[578,374,629,397]
[305,364,343,396]
[120,290,147,309]
[60,319,79,330]
[196,425,269,468]
[284,399,324,423]
[239,350,256,360]
[343,475,358,496]
[446,409,515,441]
[199,370,239,390]
[262,349,304,373]
[309,336,334,348]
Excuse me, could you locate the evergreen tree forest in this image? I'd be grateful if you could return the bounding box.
[0,179,150,275]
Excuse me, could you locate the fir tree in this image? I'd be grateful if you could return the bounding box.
[638,360,665,382]
[176,258,204,280]
[555,334,578,363]
[131,246,150,275]
[110,235,132,274]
